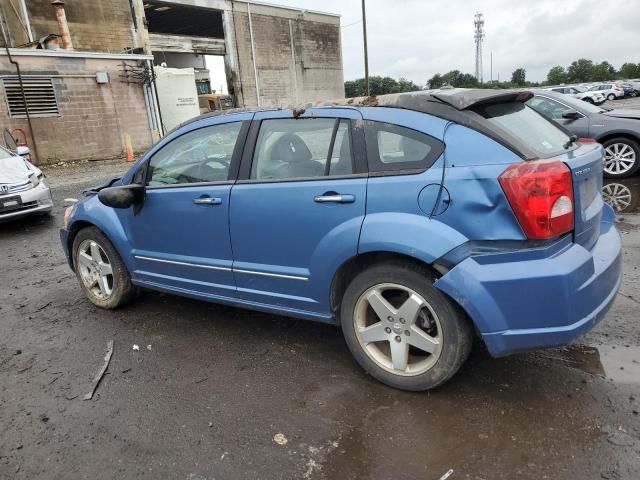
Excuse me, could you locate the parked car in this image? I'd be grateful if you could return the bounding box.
[0,133,53,222]
[617,82,638,97]
[60,89,621,391]
[528,90,640,178]
[546,85,605,104]
[588,83,625,101]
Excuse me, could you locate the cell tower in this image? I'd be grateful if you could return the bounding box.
[474,13,485,83]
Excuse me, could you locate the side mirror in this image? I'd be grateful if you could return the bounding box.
[98,184,145,209]
[562,110,581,120]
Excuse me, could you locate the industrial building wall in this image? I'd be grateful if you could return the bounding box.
[0,54,153,165]
[231,3,344,108]
[0,0,138,52]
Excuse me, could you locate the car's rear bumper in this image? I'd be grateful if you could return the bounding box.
[0,183,53,222]
[435,207,622,357]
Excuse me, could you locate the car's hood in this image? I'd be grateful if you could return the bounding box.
[0,155,31,184]
[603,109,640,120]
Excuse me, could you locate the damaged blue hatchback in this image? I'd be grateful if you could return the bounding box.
[60,89,622,391]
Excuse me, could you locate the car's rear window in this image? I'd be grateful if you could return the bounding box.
[474,101,572,158]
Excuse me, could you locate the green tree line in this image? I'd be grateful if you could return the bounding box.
[345,59,639,96]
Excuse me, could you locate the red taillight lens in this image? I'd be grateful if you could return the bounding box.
[498,160,574,240]
[577,138,598,144]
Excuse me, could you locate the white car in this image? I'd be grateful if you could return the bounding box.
[0,142,53,222]
[546,85,605,105]
[588,83,625,101]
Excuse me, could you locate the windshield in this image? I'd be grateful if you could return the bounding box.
[0,146,15,160]
[474,101,572,158]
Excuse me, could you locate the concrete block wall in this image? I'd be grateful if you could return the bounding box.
[1,0,138,53]
[231,4,344,108]
[0,54,153,165]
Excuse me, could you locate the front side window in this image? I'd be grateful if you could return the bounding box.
[251,118,353,180]
[148,122,242,186]
[365,121,444,173]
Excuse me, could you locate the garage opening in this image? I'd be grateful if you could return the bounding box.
[143,1,225,38]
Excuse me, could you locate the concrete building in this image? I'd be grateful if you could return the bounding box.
[0,0,344,164]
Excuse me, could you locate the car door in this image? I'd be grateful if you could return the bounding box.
[527,95,590,137]
[123,115,251,298]
[229,108,367,319]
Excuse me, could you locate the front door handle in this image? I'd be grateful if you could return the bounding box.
[314,194,355,204]
[193,197,222,205]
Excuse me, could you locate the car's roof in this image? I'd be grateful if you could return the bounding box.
[178,88,543,160]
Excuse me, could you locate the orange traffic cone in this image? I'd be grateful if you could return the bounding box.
[126,144,134,162]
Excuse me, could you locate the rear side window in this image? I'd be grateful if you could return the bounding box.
[474,102,572,158]
[365,121,444,174]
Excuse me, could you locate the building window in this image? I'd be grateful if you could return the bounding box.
[2,77,60,118]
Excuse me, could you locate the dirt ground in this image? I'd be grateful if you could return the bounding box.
[1,146,639,479]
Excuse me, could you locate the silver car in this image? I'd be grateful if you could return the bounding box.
[0,145,53,221]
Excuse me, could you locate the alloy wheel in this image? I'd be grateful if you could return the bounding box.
[602,183,632,212]
[77,239,114,299]
[353,283,442,376]
[604,142,636,176]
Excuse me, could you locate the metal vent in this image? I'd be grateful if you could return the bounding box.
[2,77,60,118]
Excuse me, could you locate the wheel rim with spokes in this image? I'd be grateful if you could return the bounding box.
[77,239,114,299]
[353,283,443,376]
[604,142,636,176]
[602,183,632,212]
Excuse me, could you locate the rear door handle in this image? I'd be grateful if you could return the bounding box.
[314,194,355,204]
[193,197,222,205]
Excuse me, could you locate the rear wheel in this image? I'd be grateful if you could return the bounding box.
[72,227,139,309]
[340,262,473,391]
[602,137,640,178]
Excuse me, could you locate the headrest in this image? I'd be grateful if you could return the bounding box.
[270,133,312,163]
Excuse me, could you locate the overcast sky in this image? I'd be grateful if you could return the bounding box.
[269,0,639,84]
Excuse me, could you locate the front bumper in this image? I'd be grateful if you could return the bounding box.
[0,182,53,221]
[435,211,622,357]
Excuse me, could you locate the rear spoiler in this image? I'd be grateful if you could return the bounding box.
[431,89,534,110]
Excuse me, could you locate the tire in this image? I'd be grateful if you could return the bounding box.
[607,93,616,101]
[340,261,473,391]
[72,226,139,309]
[583,97,594,104]
[602,137,640,179]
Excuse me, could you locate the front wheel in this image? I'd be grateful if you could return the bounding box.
[340,262,473,391]
[603,137,640,178]
[607,93,616,101]
[583,97,594,104]
[72,227,139,309]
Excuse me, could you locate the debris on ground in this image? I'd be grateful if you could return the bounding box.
[132,344,140,351]
[147,344,152,350]
[83,340,114,401]
[438,469,454,480]
[273,433,288,445]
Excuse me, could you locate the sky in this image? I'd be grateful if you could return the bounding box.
[267,0,639,84]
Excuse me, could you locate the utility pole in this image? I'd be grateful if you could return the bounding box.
[361,0,370,96]
[474,12,484,83]
[490,51,493,83]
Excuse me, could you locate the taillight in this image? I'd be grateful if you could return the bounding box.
[577,138,598,144]
[498,160,574,240]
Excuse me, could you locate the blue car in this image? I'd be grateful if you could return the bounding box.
[60,89,622,391]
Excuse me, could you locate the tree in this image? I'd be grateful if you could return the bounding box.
[567,58,594,82]
[427,73,444,89]
[619,62,640,79]
[344,76,422,97]
[547,66,567,85]
[511,68,526,86]
[592,61,616,81]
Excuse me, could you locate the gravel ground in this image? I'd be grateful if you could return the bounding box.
[1,139,639,479]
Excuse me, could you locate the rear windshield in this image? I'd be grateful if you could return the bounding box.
[474,101,572,158]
